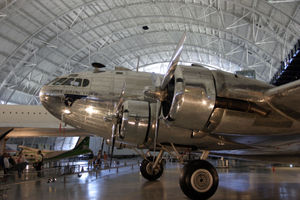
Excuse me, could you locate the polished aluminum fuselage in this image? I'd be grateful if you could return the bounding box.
[40,68,300,157]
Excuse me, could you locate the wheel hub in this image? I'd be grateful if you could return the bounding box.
[146,162,160,175]
[190,169,213,193]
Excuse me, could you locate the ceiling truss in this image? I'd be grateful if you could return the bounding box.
[0,0,299,104]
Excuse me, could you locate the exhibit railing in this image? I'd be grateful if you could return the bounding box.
[0,158,141,186]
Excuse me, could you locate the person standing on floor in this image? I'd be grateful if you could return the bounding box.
[0,153,4,171]
[15,150,27,178]
[103,151,108,167]
[3,153,10,174]
[34,150,44,177]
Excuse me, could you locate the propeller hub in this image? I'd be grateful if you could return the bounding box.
[144,90,167,102]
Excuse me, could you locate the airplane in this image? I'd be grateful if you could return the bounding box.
[20,32,300,199]
[17,137,92,163]
[0,104,93,153]
[0,137,91,173]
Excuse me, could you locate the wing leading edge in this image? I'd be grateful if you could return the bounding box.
[265,79,300,121]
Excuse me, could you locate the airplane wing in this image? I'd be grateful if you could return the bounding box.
[0,105,93,139]
[265,79,300,121]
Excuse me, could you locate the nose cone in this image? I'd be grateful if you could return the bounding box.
[39,86,46,102]
[39,84,65,120]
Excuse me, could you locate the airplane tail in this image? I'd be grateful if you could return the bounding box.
[44,137,92,161]
[73,137,91,152]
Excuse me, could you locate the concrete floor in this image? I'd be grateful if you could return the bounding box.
[1,163,300,200]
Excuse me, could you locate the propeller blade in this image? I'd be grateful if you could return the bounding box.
[161,32,186,90]
[110,124,117,167]
[114,81,126,114]
[110,82,126,167]
[153,100,161,154]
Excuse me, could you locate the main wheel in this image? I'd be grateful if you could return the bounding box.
[180,160,219,200]
[140,157,164,181]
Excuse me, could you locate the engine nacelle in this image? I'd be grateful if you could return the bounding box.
[119,100,153,145]
[162,66,216,131]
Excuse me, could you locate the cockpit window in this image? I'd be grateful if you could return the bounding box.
[82,79,89,87]
[50,77,89,87]
[53,78,67,85]
[62,78,74,85]
[72,78,82,87]
[45,78,59,85]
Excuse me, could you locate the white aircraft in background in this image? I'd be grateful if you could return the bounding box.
[0,105,92,155]
[3,32,300,199]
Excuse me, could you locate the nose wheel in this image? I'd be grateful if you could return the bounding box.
[180,160,219,200]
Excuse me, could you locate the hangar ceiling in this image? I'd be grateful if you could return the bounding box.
[0,0,299,105]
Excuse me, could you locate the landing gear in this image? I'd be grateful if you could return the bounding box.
[140,149,165,181]
[140,157,164,181]
[180,160,219,200]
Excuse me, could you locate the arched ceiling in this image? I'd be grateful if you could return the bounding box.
[0,0,299,104]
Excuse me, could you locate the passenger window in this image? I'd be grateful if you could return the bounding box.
[82,79,89,87]
[62,78,74,85]
[53,78,67,85]
[72,78,82,87]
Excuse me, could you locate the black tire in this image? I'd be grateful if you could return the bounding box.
[180,160,219,200]
[140,157,164,181]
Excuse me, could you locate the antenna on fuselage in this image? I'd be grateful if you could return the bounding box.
[92,62,106,73]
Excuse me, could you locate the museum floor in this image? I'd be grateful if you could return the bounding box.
[1,162,300,200]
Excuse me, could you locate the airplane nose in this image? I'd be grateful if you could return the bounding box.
[39,86,46,103]
[39,84,66,120]
[39,85,53,107]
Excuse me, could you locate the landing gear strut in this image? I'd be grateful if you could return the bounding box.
[140,150,164,181]
[180,160,219,200]
[139,147,219,200]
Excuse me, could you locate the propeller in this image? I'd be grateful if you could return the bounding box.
[109,82,126,167]
[153,100,161,154]
[161,32,186,90]
[145,32,186,154]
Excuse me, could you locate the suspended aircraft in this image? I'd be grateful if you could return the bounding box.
[38,32,300,200]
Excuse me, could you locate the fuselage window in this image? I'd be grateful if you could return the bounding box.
[72,78,82,87]
[82,79,89,87]
[53,78,67,85]
[62,78,74,86]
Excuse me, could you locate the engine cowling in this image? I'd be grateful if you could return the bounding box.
[162,66,216,131]
[119,100,155,145]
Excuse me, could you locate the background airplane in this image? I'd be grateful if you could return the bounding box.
[17,137,91,163]
[0,104,93,155]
